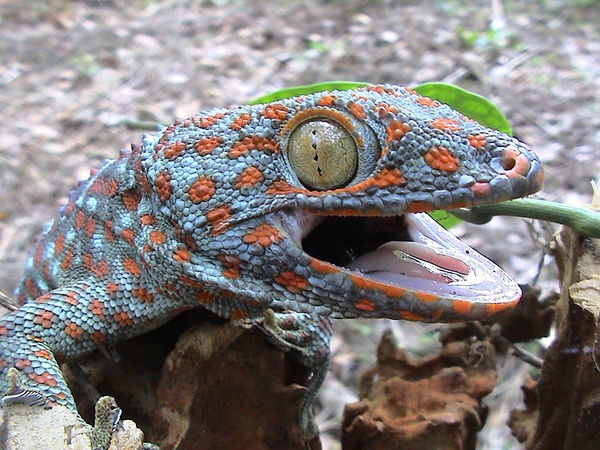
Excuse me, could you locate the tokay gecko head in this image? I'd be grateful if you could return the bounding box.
[138,84,543,322]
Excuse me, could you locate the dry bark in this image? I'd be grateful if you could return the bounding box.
[341,328,498,450]
[67,310,318,450]
[510,224,600,450]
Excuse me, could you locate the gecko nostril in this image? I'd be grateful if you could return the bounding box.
[501,156,516,171]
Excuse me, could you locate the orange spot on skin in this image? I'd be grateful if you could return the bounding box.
[54,234,65,256]
[242,223,282,247]
[424,146,459,172]
[266,180,297,195]
[206,205,232,235]
[468,134,487,149]
[24,279,42,300]
[348,101,366,119]
[33,243,44,268]
[33,310,55,328]
[88,177,119,196]
[230,310,248,321]
[15,359,31,370]
[155,171,171,202]
[445,201,467,209]
[0,358,7,370]
[386,120,411,143]
[137,172,153,195]
[196,292,214,304]
[234,166,264,190]
[83,254,110,278]
[452,299,473,314]
[274,271,308,293]
[60,250,73,270]
[29,371,57,387]
[405,201,435,213]
[34,349,53,360]
[195,112,225,128]
[180,276,204,289]
[318,95,336,106]
[164,141,186,159]
[174,226,197,251]
[471,182,491,197]
[74,210,86,230]
[188,176,215,203]
[431,118,461,132]
[194,136,222,156]
[63,197,76,215]
[399,311,427,321]
[64,291,79,306]
[132,288,154,303]
[486,300,519,315]
[374,102,398,118]
[430,308,444,320]
[366,85,386,94]
[228,136,279,158]
[84,218,96,238]
[113,311,134,327]
[367,167,406,189]
[366,85,401,97]
[415,292,439,303]
[65,321,84,339]
[121,190,141,211]
[173,248,191,263]
[354,298,376,312]
[218,254,242,279]
[121,229,135,246]
[416,97,440,107]
[140,215,154,226]
[0,326,7,336]
[150,230,167,245]
[104,220,115,242]
[89,298,105,318]
[106,282,119,296]
[123,258,141,277]
[91,331,107,345]
[230,113,252,131]
[262,104,289,120]
[35,293,52,303]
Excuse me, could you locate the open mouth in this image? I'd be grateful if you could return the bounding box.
[298,211,521,304]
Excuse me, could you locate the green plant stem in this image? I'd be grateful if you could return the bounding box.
[452,198,600,238]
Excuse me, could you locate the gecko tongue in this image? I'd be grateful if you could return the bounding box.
[348,241,469,285]
[345,213,520,300]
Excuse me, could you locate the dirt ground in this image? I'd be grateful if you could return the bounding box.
[1,0,599,448]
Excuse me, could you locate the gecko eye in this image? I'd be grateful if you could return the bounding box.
[287,119,358,191]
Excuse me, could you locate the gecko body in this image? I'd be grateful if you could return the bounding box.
[1,85,543,444]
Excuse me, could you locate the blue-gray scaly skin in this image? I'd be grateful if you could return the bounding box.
[1,85,543,443]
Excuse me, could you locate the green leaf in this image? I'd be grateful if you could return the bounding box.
[414,82,513,135]
[248,81,369,104]
[429,210,463,230]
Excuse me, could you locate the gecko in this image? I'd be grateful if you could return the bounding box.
[0,84,543,447]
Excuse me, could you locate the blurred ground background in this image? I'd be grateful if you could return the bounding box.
[0,0,599,448]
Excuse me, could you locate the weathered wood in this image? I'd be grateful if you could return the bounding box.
[515,225,600,449]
